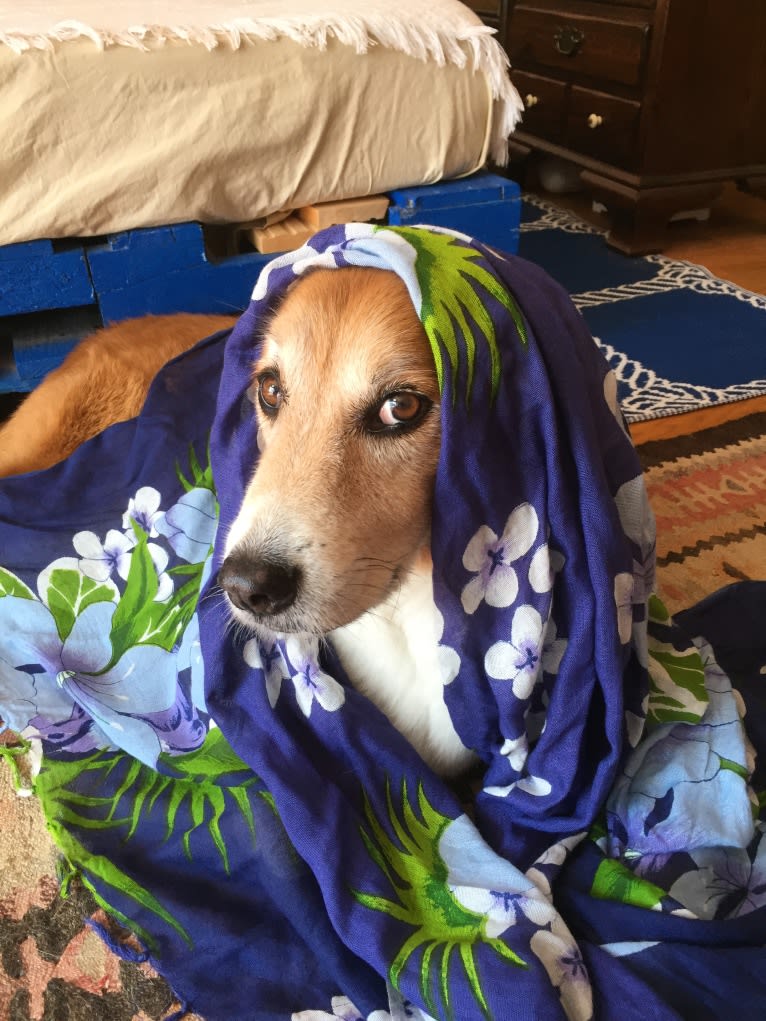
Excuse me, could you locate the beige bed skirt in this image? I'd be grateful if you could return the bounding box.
[1,2,522,247]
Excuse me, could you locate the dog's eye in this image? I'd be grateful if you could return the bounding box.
[257,372,283,414]
[369,391,431,432]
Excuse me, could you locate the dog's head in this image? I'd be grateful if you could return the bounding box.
[219,267,440,635]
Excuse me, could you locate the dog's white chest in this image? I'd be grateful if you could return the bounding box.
[330,567,476,776]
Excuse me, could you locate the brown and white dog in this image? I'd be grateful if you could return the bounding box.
[0,269,476,775]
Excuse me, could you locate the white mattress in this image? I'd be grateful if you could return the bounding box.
[0,1,522,247]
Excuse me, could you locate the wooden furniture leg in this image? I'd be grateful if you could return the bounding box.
[581,172,724,255]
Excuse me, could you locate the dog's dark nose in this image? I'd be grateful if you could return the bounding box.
[218,554,300,617]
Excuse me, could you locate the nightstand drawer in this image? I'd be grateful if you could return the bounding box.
[508,5,650,88]
[513,71,567,142]
[566,86,641,167]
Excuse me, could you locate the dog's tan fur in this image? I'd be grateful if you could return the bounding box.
[0,273,474,774]
[225,267,441,635]
[0,314,234,477]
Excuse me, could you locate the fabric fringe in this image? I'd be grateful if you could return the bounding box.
[0,14,523,163]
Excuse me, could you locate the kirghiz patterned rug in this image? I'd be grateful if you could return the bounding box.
[639,412,766,614]
[0,734,200,1021]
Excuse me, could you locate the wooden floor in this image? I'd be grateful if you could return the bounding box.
[526,182,766,443]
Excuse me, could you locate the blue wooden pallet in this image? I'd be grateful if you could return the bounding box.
[0,172,521,393]
[87,223,273,323]
[387,173,521,251]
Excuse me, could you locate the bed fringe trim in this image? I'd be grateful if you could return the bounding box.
[0,14,523,164]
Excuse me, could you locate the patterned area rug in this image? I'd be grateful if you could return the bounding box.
[518,196,766,423]
[0,735,201,1020]
[639,412,766,614]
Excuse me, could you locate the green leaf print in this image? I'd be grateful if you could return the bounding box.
[0,567,35,600]
[379,227,527,405]
[45,568,116,641]
[176,439,216,495]
[33,728,272,952]
[353,779,525,1019]
[646,594,708,727]
[591,858,666,910]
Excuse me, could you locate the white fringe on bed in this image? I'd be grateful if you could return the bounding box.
[0,1,523,164]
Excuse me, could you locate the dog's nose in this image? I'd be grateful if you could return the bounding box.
[218,553,300,617]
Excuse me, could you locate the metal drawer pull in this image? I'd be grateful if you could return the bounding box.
[554,26,584,56]
[587,113,604,129]
[525,94,540,107]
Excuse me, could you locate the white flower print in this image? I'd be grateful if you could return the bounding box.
[147,542,173,602]
[526,833,588,900]
[528,544,553,594]
[437,643,461,686]
[614,573,634,644]
[285,636,345,716]
[73,529,136,582]
[500,733,529,772]
[292,993,392,1020]
[542,618,567,675]
[625,709,646,749]
[484,604,544,700]
[484,774,552,799]
[603,369,628,435]
[450,884,556,938]
[243,636,290,708]
[72,530,171,600]
[123,486,162,538]
[530,920,593,1021]
[251,242,320,301]
[614,476,656,560]
[461,503,539,614]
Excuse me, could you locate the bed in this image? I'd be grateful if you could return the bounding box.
[0,0,522,248]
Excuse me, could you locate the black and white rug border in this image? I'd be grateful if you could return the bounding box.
[521,194,766,423]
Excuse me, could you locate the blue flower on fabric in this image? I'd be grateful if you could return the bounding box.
[484,604,544,700]
[461,503,540,614]
[530,919,592,1021]
[669,838,766,920]
[28,702,107,756]
[178,611,206,712]
[123,486,163,538]
[285,637,345,717]
[243,636,290,708]
[439,815,557,938]
[0,597,177,766]
[0,602,82,737]
[155,487,218,563]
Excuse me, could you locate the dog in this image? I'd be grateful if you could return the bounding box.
[0,270,476,776]
[0,314,234,477]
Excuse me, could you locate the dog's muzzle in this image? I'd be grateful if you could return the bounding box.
[218,553,301,618]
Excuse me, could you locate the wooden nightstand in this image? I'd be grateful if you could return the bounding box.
[500,0,766,253]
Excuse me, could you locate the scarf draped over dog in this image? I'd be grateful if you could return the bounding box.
[0,224,764,1021]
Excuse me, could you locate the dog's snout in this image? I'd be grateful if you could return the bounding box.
[218,553,300,618]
